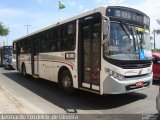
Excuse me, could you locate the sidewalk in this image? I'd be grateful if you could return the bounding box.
[0,86,30,113]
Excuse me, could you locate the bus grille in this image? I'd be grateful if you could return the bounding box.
[119,63,151,69]
[124,74,149,79]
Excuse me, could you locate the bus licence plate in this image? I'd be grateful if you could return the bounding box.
[136,82,144,87]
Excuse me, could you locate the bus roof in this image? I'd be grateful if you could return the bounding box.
[13,5,149,42]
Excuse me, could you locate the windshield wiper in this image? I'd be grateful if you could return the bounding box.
[130,27,137,52]
[136,30,143,50]
[130,27,141,59]
[120,20,131,32]
[119,21,131,42]
[120,20,139,51]
[120,20,140,58]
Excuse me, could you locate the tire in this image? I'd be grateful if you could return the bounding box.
[21,64,27,77]
[60,69,74,94]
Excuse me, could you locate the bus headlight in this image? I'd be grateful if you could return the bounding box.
[108,70,124,80]
[116,73,124,80]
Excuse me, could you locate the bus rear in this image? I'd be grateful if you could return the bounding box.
[0,46,12,66]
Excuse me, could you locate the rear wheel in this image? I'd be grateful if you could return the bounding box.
[60,69,74,94]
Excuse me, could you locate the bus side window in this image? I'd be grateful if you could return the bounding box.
[59,22,76,51]
[49,41,58,51]
[49,42,56,51]
[69,37,76,50]
[41,32,49,52]
[69,23,76,50]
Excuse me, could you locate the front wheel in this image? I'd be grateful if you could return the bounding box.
[60,69,74,94]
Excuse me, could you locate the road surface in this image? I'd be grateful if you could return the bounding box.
[0,68,158,116]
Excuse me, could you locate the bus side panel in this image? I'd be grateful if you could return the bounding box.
[19,54,31,74]
[38,53,58,81]
[38,52,78,89]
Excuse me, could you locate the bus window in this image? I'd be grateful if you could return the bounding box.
[60,23,76,51]
[49,43,56,51]
[13,42,16,54]
[68,24,74,34]
[68,37,76,50]
[49,41,59,51]
[41,32,50,52]
[21,39,31,54]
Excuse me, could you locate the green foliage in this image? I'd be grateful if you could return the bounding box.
[155,29,160,34]
[0,22,9,36]
[156,49,160,52]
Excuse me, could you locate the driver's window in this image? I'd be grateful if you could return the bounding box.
[110,24,119,46]
[110,23,128,46]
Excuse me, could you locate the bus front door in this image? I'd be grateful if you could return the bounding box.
[79,17,101,92]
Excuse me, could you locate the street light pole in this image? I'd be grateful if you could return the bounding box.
[24,25,31,35]
[153,28,156,51]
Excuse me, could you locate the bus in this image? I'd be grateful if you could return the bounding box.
[0,46,12,66]
[12,6,152,95]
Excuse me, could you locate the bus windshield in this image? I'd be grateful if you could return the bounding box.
[104,22,152,60]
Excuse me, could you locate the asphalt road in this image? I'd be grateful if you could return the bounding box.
[0,67,158,116]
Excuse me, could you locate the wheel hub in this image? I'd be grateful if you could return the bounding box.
[63,76,71,88]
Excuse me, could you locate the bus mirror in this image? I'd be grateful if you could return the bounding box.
[103,20,108,36]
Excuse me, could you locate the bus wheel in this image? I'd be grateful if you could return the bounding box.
[22,64,27,77]
[60,69,74,94]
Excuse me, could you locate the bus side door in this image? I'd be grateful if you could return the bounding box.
[16,42,21,70]
[31,38,39,76]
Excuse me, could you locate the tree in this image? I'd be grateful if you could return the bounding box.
[0,22,9,36]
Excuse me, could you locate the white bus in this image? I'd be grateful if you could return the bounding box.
[12,6,153,95]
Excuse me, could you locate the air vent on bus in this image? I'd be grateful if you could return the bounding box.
[119,63,151,69]
[124,74,149,79]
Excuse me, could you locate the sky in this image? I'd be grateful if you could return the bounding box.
[0,0,160,48]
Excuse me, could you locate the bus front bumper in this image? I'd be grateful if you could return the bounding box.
[103,73,152,94]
